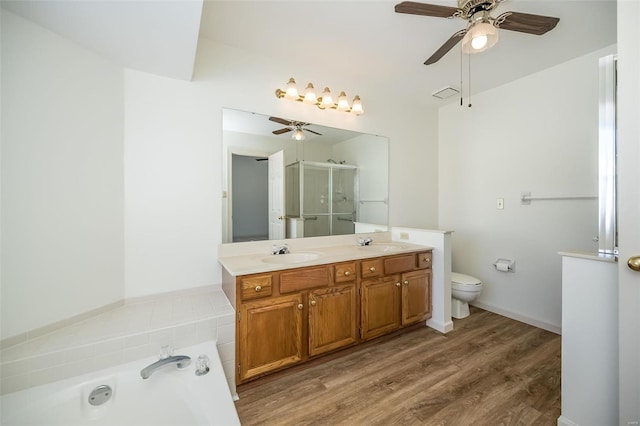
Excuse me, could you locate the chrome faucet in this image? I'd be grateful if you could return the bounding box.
[272,244,289,255]
[140,355,191,379]
[358,237,373,246]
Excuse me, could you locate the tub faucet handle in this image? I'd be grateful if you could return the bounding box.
[160,345,173,359]
[195,354,210,376]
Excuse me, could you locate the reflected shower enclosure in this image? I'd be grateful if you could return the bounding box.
[286,161,358,238]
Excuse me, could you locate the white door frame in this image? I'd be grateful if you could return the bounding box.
[617,2,640,423]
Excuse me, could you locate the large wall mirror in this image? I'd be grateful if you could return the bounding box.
[222,108,389,243]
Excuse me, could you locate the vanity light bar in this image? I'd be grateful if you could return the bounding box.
[275,78,364,115]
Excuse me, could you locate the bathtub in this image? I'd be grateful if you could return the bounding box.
[1,341,240,426]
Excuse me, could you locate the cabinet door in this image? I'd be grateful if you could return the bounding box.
[401,269,432,326]
[308,284,358,357]
[239,294,303,381]
[361,275,401,340]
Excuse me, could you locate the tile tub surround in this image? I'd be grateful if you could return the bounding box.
[0,286,236,397]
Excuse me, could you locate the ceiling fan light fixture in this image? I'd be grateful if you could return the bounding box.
[292,128,305,141]
[462,21,498,54]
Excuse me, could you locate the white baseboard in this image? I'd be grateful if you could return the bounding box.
[471,301,562,335]
[557,415,579,426]
[426,318,454,334]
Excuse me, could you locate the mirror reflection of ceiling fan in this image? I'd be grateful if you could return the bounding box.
[395,0,560,65]
[269,116,322,141]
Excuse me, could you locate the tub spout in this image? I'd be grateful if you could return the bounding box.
[140,355,191,379]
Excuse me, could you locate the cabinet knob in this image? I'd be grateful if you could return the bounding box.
[344,271,351,276]
[310,300,317,306]
[255,285,262,292]
[297,304,304,310]
[369,267,376,272]
[396,282,401,287]
[403,280,409,285]
[423,257,431,263]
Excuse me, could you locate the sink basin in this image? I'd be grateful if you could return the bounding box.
[358,242,408,253]
[261,252,322,264]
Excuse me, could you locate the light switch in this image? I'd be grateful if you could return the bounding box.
[496,198,504,210]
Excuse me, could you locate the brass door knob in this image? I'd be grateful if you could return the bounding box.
[255,285,262,292]
[310,300,317,306]
[628,256,640,272]
[297,304,304,310]
[396,282,401,287]
[423,257,431,263]
[344,271,351,276]
[369,267,376,272]
[403,280,409,285]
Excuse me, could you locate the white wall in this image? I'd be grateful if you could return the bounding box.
[124,38,438,298]
[438,45,615,332]
[1,11,124,339]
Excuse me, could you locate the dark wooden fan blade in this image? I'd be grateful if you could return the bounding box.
[425,29,466,65]
[305,129,322,136]
[395,1,459,18]
[269,116,292,126]
[272,128,292,135]
[495,11,559,35]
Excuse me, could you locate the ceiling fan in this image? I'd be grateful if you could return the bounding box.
[269,116,322,141]
[395,0,560,65]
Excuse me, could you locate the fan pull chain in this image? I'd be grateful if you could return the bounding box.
[468,53,472,108]
[460,44,463,107]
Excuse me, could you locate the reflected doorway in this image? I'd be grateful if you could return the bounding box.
[231,154,268,242]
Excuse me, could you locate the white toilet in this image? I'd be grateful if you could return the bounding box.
[451,272,483,319]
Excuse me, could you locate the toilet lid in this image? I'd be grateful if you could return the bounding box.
[451,272,481,285]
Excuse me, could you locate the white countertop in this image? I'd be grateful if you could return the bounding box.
[558,251,618,263]
[218,233,433,276]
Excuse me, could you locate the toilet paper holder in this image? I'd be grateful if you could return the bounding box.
[494,258,515,272]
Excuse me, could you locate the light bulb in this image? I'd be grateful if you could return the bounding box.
[351,96,364,115]
[285,77,299,100]
[471,34,488,50]
[461,21,498,54]
[321,87,333,108]
[337,91,349,111]
[292,128,305,141]
[304,83,317,104]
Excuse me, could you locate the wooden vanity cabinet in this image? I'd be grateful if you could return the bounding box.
[308,284,358,357]
[236,262,358,383]
[401,269,432,325]
[361,274,401,339]
[239,293,303,381]
[231,251,432,384]
[361,251,433,340]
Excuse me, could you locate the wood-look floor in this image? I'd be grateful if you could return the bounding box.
[234,307,561,426]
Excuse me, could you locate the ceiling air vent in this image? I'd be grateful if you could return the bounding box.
[432,86,459,99]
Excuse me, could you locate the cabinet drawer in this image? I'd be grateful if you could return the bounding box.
[361,259,383,279]
[417,251,432,269]
[334,262,357,283]
[280,266,330,293]
[240,275,273,300]
[384,254,416,274]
